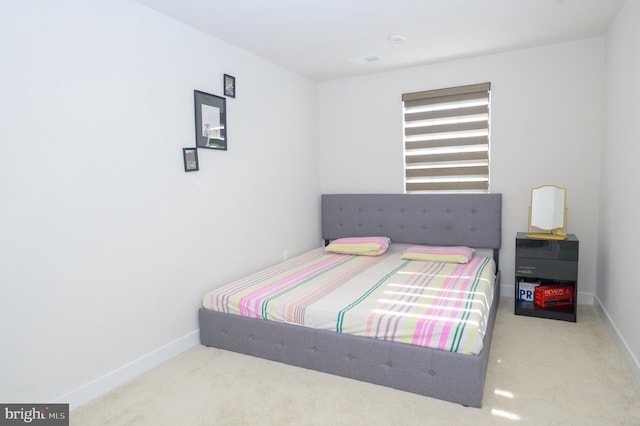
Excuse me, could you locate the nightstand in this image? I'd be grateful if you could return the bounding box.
[515,232,579,322]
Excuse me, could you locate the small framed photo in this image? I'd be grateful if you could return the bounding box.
[194,90,227,150]
[183,147,199,172]
[224,74,236,98]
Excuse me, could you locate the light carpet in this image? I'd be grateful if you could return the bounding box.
[71,298,640,425]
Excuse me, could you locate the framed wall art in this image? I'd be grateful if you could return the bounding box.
[183,147,199,172]
[194,90,227,150]
[224,74,236,98]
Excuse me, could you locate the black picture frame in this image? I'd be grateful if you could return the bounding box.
[224,74,236,98]
[183,147,199,172]
[194,90,227,150]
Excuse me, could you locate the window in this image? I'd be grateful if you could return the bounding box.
[402,82,491,192]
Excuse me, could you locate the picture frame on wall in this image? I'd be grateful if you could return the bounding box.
[183,147,199,172]
[223,74,236,98]
[194,90,227,150]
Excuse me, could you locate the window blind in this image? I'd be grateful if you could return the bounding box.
[402,82,491,192]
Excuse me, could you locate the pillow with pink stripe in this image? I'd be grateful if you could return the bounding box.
[325,236,391,256]
[401,245,475,263]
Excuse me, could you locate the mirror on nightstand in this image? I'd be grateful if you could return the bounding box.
[527,184,568,240]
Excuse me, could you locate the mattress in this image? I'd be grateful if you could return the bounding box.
[203,245,495,356]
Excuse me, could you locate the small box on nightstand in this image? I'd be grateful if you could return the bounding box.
[518,280,540,302]
[534,285,574,307]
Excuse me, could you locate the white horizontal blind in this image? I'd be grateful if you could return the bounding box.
[402,82,491,192]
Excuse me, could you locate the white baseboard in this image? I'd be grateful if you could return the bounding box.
[593,296,640,386]
[53,330,200,411]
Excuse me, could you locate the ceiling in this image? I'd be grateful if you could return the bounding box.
[135,0,624,82]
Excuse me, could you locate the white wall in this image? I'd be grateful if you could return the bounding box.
[0,0,319,406]
[4,0,636,409]
[318,38,604,303]
[600,0,640,381]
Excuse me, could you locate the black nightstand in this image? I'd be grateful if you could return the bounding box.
[515,232,579,322]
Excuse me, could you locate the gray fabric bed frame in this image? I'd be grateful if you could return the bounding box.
[199,193,502,407]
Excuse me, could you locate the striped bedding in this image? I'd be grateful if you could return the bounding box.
[203,246,496,355]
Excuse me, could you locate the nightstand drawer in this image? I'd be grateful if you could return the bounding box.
[516,233,578,261]
[516,258,578,281]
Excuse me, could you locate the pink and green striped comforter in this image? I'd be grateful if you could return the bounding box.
[203,247,496,355]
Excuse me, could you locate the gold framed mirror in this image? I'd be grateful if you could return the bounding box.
[527,184,567,240]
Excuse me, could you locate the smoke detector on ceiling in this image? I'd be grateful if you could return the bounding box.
[388,34,406,44]
[349,55,381,64]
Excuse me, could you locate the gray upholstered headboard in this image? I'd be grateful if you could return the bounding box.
[321,193,502,249]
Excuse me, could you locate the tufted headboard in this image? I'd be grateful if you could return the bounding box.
[321,193,502,250]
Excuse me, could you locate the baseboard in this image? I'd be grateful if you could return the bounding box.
[593,296,640,387]
[53,330,200,411]
[501,284,593,305]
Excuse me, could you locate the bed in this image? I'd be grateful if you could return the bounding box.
[199,193,502,407]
